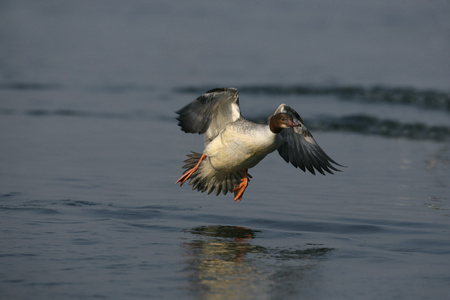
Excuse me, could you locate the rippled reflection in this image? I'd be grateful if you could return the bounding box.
[182,225,333,299]
[425,145,450,214]
[182,226,262,299]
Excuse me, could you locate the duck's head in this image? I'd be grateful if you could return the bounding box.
[269,112,299,133]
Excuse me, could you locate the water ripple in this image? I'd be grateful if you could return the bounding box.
[0,82,62,91]
[176,84,450,112]
[2,84,448,141]
[309,114,450,141]
[248,113,450,141]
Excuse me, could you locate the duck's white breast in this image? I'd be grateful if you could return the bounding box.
[204,120,280,171]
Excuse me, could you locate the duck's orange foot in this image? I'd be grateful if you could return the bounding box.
[233,169,248,202]
[175,154,206,186]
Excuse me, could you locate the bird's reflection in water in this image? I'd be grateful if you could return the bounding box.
[182,225,333,299]
[182,225,264,299]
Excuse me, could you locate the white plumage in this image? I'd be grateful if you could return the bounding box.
[175,87,342,201]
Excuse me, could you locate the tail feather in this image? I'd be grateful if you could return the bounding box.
[179,151,250,196]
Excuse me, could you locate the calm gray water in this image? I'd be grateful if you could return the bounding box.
[1,1,450,299]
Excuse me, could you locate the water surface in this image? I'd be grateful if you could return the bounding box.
[1,1,450,299]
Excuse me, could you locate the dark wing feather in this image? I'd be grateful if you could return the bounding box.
[176,88,241,144]
[275,104,343,175]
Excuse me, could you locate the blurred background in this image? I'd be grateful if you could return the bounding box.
[1,0,449,88]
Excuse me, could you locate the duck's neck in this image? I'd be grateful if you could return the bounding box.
[269,117,282,134]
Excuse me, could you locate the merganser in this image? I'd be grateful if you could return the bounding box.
[175,87,342,202]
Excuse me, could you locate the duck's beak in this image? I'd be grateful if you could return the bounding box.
[287,120,299,127]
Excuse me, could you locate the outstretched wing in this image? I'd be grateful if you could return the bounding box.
[275,104,343,175]
[176,88,241,145]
